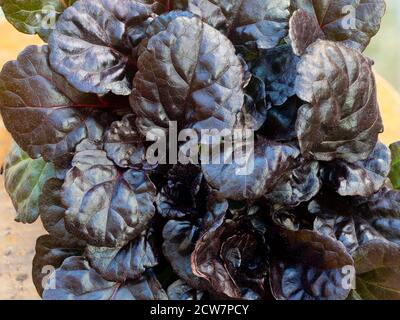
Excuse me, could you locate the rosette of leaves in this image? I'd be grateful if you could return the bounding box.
[2,0,400,301]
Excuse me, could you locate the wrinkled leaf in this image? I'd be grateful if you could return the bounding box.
[290,0,386,54]
[371,218,400,245]
[48,0,165,95]
[321,142,391,197]
[389,142,400,189]
[191,221,241,299]
[266,159,320,207]
[32,235,84,296]
[86,230,158,282]
[4,143,56,223]
[355,187,400,245]
[39,178,83,244]
[184,0,290,50]
[192,216,268,299]
[313,212,359,254]
[270,229,354,300]
[162,220,204,289]
[310,195,385,253]
[63,150,156,247]
[356,185,400,218]
[312,193,400,250]
[131,12,244,135]
[270,261,352,300]
[43,256,167,300]
[288,8,325,56]
[0,45,106,162]
[104,114,146,169]
[295,40,383,163]
[202,140,299,200]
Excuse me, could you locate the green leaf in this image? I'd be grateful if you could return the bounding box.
[389,142,400,189]
[4,143,56,223]
[1,0,71,41]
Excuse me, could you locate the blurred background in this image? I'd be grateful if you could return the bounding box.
[366,0,400,90]
[0,1,399,300]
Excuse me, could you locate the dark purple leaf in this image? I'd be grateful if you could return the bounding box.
[295,40,383,163]
[355,184,400,219]
[309,195,383,253]
[39,178,84,244]
[271,210,301,231]
[43,256,167,300]
[354,240,400,274]
[32,235,84,296]
[270,229,354,300]
[266,159,321,207]
[313,214,359,254]
[48,0,166,95]
[0,45,106,162]
[289,0,386,54]
[371,218,400,246]
[191,221,241,299]
[288,8,325,56]
[62,150,156,247]
[202,140,300,200]
[184,0,290,50]
[270,261,352,300]
[162,220,204,289]
[104,114,147,169]
[321,142,391,197]
[86,229,158,282]
[192,217,268,299]
[312,194,400,249]
[130,12,244,135]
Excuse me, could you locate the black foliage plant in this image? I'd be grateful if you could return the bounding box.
[1,0,400,300]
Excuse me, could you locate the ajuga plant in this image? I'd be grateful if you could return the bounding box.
[1,0,400,300]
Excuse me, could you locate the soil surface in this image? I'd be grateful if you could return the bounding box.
[0,175,44,300]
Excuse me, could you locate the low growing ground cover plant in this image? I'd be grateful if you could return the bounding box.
[1,0,400,300]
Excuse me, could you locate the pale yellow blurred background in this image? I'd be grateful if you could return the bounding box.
[0,2,399,300]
